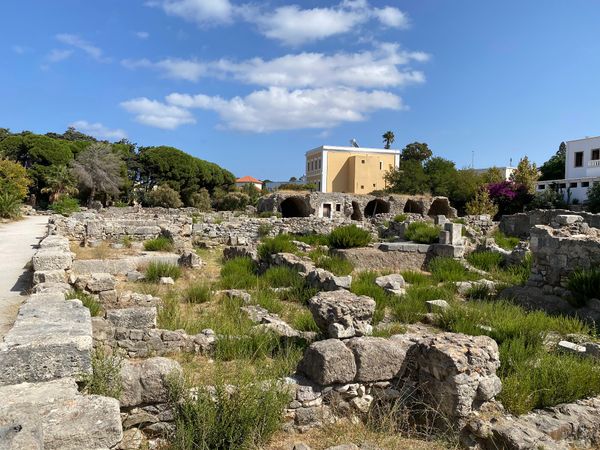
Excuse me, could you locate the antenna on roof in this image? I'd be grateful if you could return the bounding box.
[350,138,360,148]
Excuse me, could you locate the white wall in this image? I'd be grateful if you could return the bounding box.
[566,136,600,180]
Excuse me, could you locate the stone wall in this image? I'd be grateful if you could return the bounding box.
[500,209,600,238]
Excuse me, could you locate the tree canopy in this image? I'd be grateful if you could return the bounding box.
[400,142,433,162]
[539,142,566,181]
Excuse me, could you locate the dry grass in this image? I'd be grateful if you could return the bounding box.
[264,420,452,450]
[69,241,138,260]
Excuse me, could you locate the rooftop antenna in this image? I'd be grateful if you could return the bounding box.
[471,150,474,169]
[510,157,513,167]
[350,138,360,148]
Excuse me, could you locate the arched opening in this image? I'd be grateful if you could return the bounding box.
[364,199,390,217]
[404,199,425,215]
[280,197,311,218]
[351,201,362,220]
[427,198,452,217]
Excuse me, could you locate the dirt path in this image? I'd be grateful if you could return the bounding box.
[0,215,49,339]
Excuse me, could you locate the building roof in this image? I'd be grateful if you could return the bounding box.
[306,145,400,157]
[236,175,262,183]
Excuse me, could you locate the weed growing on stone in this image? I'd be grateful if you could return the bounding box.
[145,261,182,282]
[66,289,102,316]
[310,250,354,276]
[492,230,520,250]
[81,347,123,399]
[144,236,174,252]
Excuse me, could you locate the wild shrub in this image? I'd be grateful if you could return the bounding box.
[328,224,371,249]
[121,235,133,248]
[169,375,291,450]
[219,257,257,289]
[310,251,354,276]
[66,290,102,316]
[144,184,183,208]
[0,190,23,219]
[395,285,455,323]
[145,261,182,282]
[393,214,408,222]
[257,211,282,218]
[291,309,319,332]
[257,234,297,260]
[261,266,303,288]
[257,223,273,238]
[404,222,440,244]
[276,281,317,306]
[189,188,211,211]
[466,251,503,272]
[49,196,80,215]
[292,233,330,246]
[400,270,432,286]
[428,257,480,282]
[81,348,123,399]
[183,282,212,304]
[492,230,520,250]
[144,236,174,252]
[351,271,399,324]
[567,267,600,307]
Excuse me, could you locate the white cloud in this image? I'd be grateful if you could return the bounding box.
[215,43,428,88]
[251,5,364,46]
[12,45,30,55]
[120,97,196,129]
[166,87,403,132]
[69,120,127,140]
[373,7,409,28]
[46,49,73,63]
[135,31,150,39]
[151,0,234,25]
[56,33,110,62]
[122,57,206,81]
[123,43,428,88]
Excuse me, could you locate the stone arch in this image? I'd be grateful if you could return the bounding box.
[427,198,452,217]
[351,201,362,220]
[404,199,425,214]
[280,196,311,218]
[364,199,390,217]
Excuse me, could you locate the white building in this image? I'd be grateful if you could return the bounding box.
[473,166,516,181]
[536,136,600,203]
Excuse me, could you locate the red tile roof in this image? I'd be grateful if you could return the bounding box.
[236,176,262,183]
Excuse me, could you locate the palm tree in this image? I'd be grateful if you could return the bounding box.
[382,131,395,149]
[41,165,78,203]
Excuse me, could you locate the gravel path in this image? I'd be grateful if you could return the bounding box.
[0,215,49,339]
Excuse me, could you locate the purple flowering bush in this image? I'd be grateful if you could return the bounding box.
[487,181,532,216]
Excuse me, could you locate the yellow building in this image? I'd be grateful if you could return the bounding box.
[305,145,400,194]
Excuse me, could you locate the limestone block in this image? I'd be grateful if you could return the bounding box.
[345,337,408,382]
[308,290,375,339]
[106,307,157,329]
[32,249,72,271]
[374,274,405,291]
[120,357,183,408]
[86,272,116,293]
[32,270,67,284]
[299,339,357,385]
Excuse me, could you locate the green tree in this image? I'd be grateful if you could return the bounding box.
[587,183,600,213]
[241,183,261,206]
[539,142,566,181]
[72,143,123,206]
[466,188,499,217]
[447,169,485,213]
[189,188,212,211]
[510,156,539,194]
[481,166,505,184]
[0,159,31,198]
[424,157,457,197]
[144,184,183,208]
[382,131,395,149]
[400,142,432,162]
[385,159,429,195]
[41,165,78,203]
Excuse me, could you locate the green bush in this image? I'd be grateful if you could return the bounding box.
[314,254,354,276]
[587,181,600,213]
[0,189,22,219]
[395,285,455,323]
[257,234,297,260]
[189,188,212,211]
[261,266,303,288]
[351,271,399,324]
[183,282,212,304]
[81,348,123,399]
[292,233,330,246]
[144,184,183,208]
[258,211,282,218]
[492,230,520,250]
[291,309,319,332]
[214,191,250,211]
[144,236,174,252]
[66,290,102,316]
[567,268,600,307]
[404,221,440,244]
[393,214,408,222]
[466,251,503,272]
[49,196,80,216]
[169,375,290,450]
[145,262,182,282]
[328,224,371,249]
[257,223,273,238]
[429,257,480,282]
[219,257,258,290]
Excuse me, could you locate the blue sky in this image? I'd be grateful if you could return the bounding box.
[1,1,599,181]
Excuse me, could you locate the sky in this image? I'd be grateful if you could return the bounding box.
[1,1,600,181]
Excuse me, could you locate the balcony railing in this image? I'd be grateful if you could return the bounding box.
[589,160,600,167]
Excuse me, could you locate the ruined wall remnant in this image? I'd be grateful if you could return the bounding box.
[500,209,600,238]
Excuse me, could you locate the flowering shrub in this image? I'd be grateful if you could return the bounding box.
[487,181,532,216]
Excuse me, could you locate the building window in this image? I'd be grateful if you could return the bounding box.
[335,204,341,212]
[593,149,600,160]
[570,182,578,188]
[307,162,310,172]
[372,183,376,187]
[582,181,590,188]
[538,184,545,190]
[379,161,383,170]
[361,159,365,164]
[317,181,321,190]
[575,152,584,167]
[559,183,566,188]
[360,185,364,189]
[318,159,321,169]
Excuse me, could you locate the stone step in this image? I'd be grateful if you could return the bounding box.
[0,377,122,450]
[0,293,92,386]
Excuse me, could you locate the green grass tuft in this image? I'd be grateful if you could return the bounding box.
[257,234,297,260]
[567,267,600,307]
[145,261,182,282]
[466,251,503,272]
[219,257,258,290]
[428,257,480,283]
[328,224,371,249]
[144,236,174,252]
[183,282,212,304]
[493,230,520,250]
[66,290,102,316]
[404,222,440,244]
[351,271,399,324]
